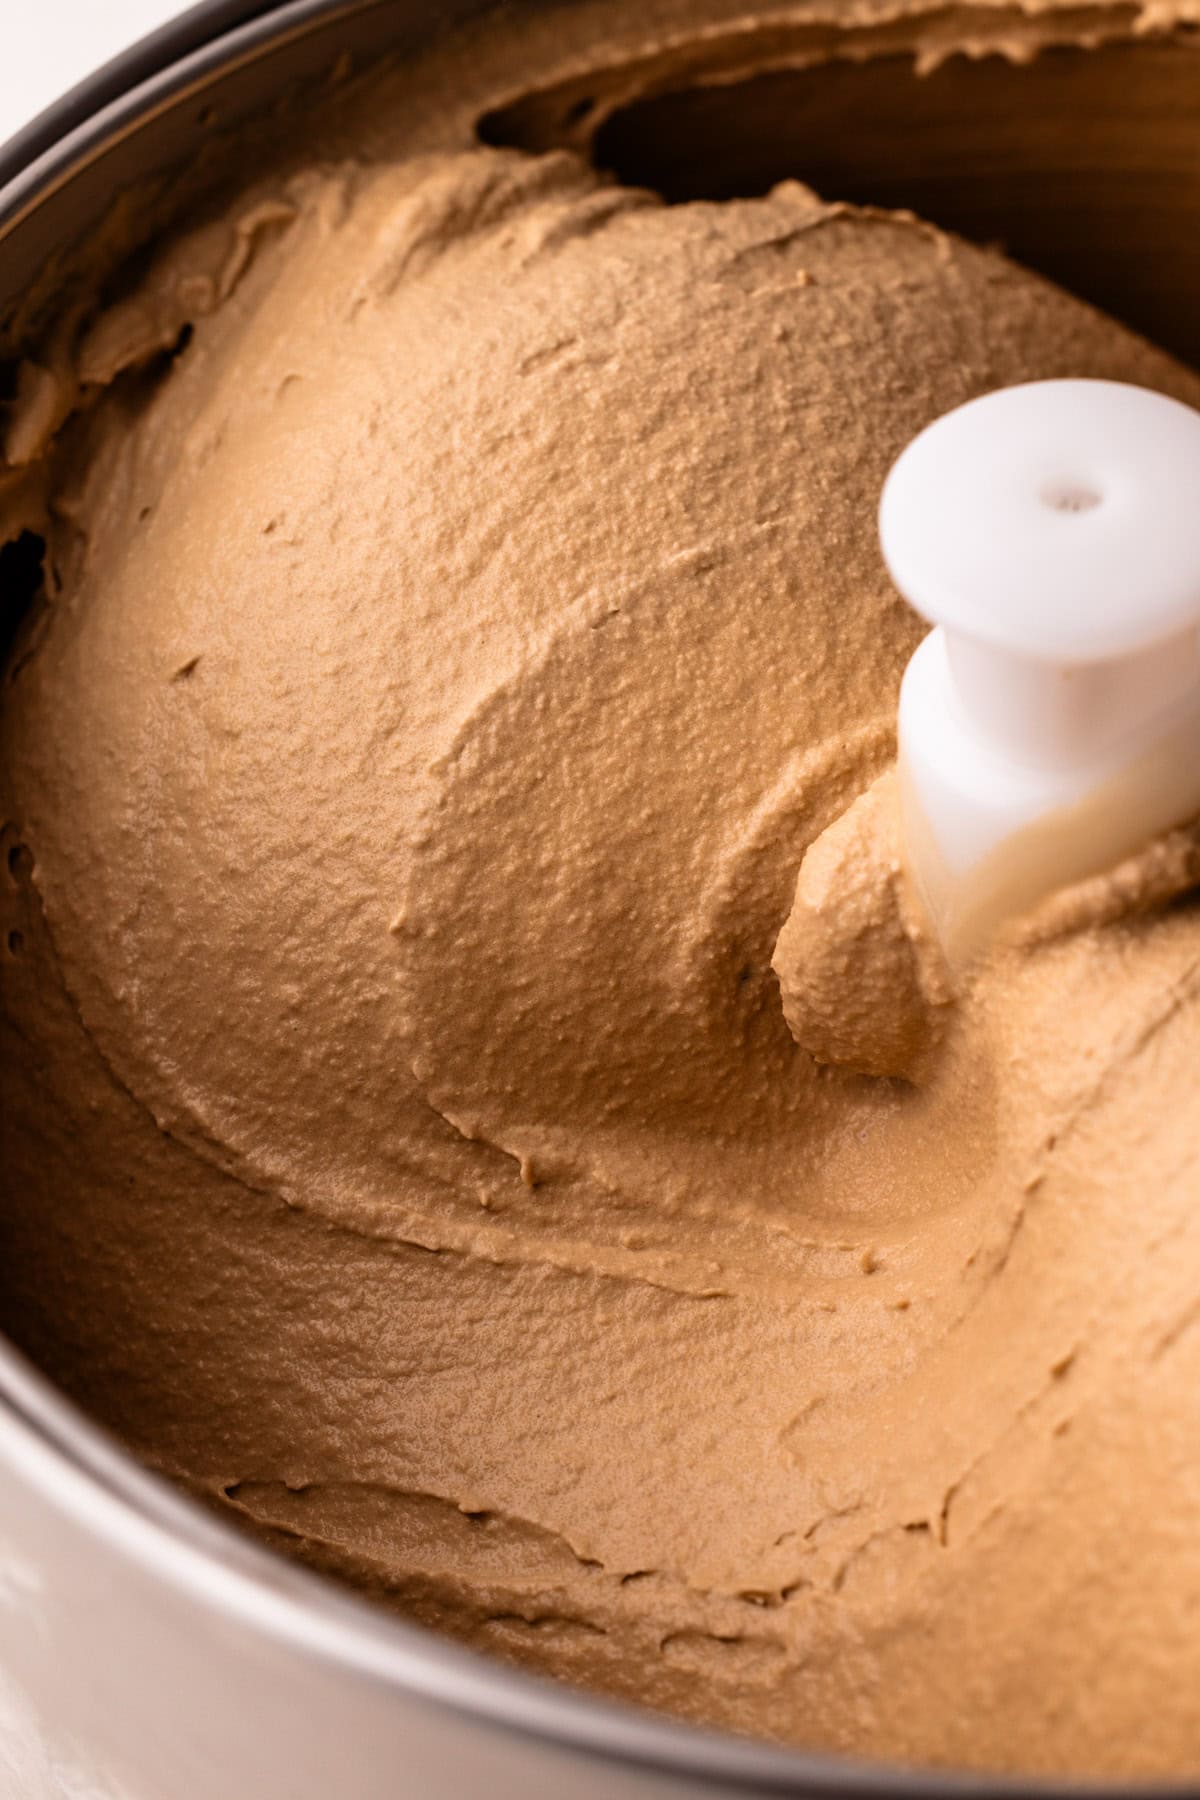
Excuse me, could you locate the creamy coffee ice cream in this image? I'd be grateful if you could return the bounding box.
[4,0,1200,1778]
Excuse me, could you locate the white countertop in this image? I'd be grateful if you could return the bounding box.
[1,0,188,148]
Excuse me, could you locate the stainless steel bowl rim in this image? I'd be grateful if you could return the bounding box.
[0,8,1195,1795]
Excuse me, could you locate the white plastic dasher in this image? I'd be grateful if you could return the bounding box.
[880,379,1200,956]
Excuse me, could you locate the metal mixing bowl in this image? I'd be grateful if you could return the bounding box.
[0,6,1194,1796]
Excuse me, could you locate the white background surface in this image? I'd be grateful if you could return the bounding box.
[0,0,188,148]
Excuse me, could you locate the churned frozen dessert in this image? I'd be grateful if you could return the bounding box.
[4,0,1200,1778]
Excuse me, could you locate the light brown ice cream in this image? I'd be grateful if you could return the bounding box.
[4,0,1200,1779]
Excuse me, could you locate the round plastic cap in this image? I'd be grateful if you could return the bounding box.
[880,378,1200,665]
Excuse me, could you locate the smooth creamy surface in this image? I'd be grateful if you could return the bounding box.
[4,0,1200,1779]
